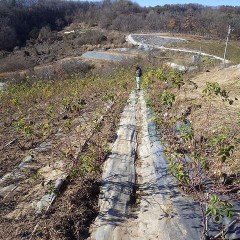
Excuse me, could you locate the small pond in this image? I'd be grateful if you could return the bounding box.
[81,51,129,61]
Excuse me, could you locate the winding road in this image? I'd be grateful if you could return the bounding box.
[126,34,229,63]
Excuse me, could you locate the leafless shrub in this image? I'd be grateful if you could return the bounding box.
[34,65,55,80]
[0,25,17,51]
[76,31,107,46]
[61,60,92,77]
[0,54,33,72]
[91,58,136,78]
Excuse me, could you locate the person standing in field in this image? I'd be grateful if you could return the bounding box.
[135,66,142,90]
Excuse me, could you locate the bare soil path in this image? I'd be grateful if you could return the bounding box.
[89,91,201,240]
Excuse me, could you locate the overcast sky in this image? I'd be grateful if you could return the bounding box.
[134,0,240,7]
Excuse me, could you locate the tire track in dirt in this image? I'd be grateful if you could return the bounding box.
[89,90,201,240]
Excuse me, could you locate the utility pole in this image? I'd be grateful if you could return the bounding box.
[223,25,231,66]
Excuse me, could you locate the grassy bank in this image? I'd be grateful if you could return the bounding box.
[167,35,240,64]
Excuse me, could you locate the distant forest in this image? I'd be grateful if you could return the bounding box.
[1,0,240,51]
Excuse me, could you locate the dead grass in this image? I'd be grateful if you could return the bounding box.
[185,66,240,123]
[0,64,134,239]
[0,54,33,73]
[166,34,240,64]
[177,66,240,171]
[144,63,240,196]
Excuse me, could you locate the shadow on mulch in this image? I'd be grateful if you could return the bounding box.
[38,176,101,240]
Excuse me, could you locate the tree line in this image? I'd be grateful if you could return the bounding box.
[0,0,86,50]
[1,0,240,51]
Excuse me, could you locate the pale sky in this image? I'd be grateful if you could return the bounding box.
[134,0,240,7]
[81,0,240,7]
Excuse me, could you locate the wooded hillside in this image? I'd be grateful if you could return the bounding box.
[1,0,240,51]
